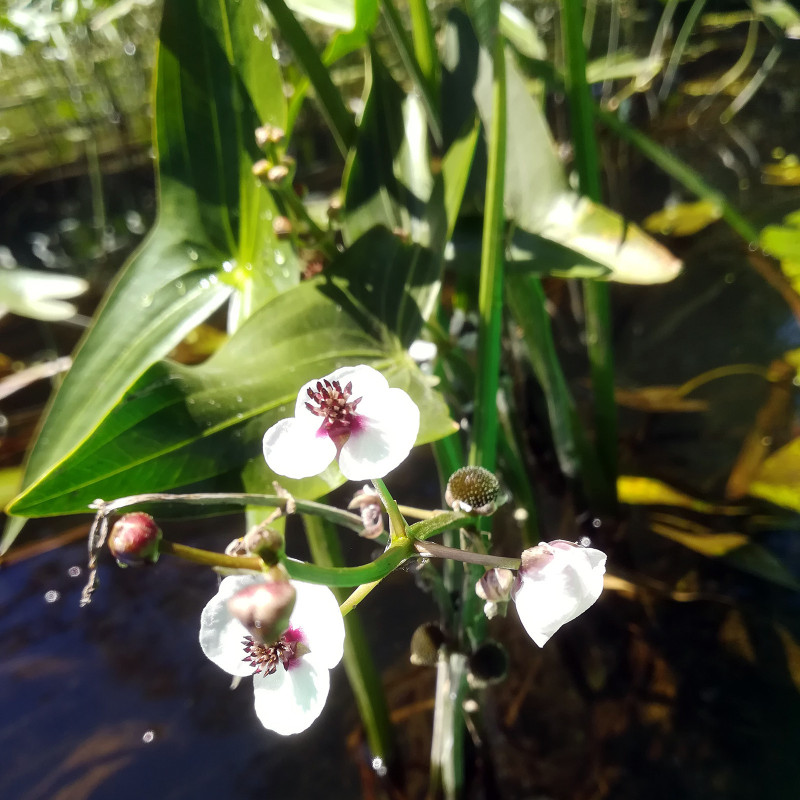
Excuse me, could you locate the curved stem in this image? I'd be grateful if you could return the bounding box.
[371,478,408,541]
[339,580,381,616]
[96,492,363,532]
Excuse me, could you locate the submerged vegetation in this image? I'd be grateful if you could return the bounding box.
[3,0,800,797]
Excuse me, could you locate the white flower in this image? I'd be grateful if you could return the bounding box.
[512,540,606,647]
[263,364,420,481]
[199,575,345,735]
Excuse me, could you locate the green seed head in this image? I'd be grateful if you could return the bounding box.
[445,466,500,515]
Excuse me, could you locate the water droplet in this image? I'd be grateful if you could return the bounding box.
[187,248,199,261]
[591,518,602,529]
[236,412,244,419]
[67,566,82,578]
[199,278,210,289]
[253,23,266,40]
[174,280,186,296]
[724,273,735,284]
[761,436,773,447]
[235,395,243,403]
[123,41,136,56]
[141,294,153,308]
[579,536,592,547]
[222,260,235,273]
[371,757,387,777]
[142,730,155,744]
[44,590,60,604]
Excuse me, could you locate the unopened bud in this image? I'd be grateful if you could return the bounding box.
[108,512,162,567]
[252,158,272,178]
[476,567,514,619]
[467,640,508,688]
[225,537,248,557]
[255,124,285,148]
[348,485,384,539]
[445,466,500,515]
[327,196,342,220]
[267,164,290,184]
[227,580,296,644]
[272,216,293,238]
[242,525,284,564]
[410,622,447,666]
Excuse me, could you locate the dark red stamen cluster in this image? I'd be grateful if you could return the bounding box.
[305,379,362,438]
[242,627,306,675]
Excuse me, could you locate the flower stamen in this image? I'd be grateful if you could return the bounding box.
[304,379,363,439]
[242,626,309,675]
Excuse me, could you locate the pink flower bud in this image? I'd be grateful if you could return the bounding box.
[227,580,297,644]
[108,513,162,567]
[476,567,514,619]
[512,540,606,647]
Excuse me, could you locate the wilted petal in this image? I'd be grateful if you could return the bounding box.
[252,656,330,735]
[338,388,420,480]
[513,541,606,647]
[263,417,336,479]
[200,574,265,677]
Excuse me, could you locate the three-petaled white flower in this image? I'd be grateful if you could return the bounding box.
[512,540,606,647]
[263,364,420,481]
[199,575,345,735]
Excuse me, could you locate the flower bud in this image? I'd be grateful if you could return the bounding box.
[475,567,514,620]
[272,216,293,238]
[108,512,162,567]
[242,525,284,565]
[255,124,285,148]
[445,466,500,515]
[227,580,296,644]
[467,640,508,688]
[348,485,384,539]
[252,158,272,178]
[267,164,290,184]
[410,622,446,666]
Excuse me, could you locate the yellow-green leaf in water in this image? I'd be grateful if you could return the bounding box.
[615,385,709,412]
[762,155,800,186]
[619,476,744,514]
[649,522,750,556]
[643,200,722,237]
[749,438,800,512]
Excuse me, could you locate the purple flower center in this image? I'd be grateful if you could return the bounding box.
[242,626,308,675]
[305,379,364,440]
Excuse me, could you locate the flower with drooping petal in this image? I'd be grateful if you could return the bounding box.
[512,540,606,647]
[263,365,420,481]
[199,575,345,735]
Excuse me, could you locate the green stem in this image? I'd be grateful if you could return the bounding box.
[304,515,394,763]
[380,0,442,145]
[261,0,355,157]
[98,491,363,532]
[561,0,618,499]
[415,539,520,570]
[160,538,414,586]
[408,0,439,97]
[468,34,506,475]
[594,107,758,242]
[371,478,408,541]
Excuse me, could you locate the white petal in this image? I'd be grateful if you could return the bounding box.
[199,574,266,676]
[292,365,388,419]
[263,417,336,479]
[289,581,345,669]
[338,388,420,480]
[252,657,330,735]
[513,545,606,647]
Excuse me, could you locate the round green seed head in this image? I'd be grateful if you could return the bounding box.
[445,466,500,515]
